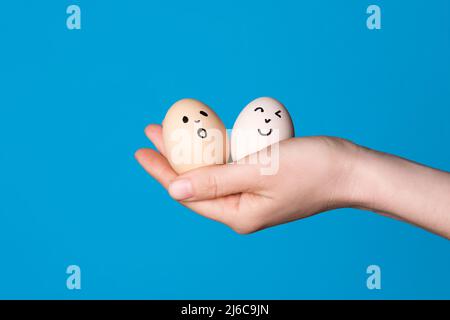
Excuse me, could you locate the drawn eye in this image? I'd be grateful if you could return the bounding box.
[182,116,189,123]
[275,110,282,118]
[200,110,208,117]
[254,107,264,112]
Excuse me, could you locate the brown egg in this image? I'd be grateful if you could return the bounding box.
[162,98,228,174]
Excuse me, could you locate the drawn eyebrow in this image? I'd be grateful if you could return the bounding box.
[199,110,208,117]
[254,107,264,112]
[275,110,282,118]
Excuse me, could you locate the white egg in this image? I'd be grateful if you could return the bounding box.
[231,97,294,161]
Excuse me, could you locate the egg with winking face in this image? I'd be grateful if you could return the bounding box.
[231,97,294,161]
[162,98,228,174]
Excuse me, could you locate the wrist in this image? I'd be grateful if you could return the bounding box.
[343,143,406,217]
[317,137,372,211]
[335,141,385,212]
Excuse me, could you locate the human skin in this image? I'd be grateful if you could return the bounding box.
[135,124,450,239]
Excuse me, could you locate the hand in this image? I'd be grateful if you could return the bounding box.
[135,124,360,234]
[136,124,450,238]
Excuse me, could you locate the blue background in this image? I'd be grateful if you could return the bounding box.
[0,0,449,299]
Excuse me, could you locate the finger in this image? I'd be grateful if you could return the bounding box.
[135,148,237,225]
[167,162,262,201]
[135,148,176,188]
[144,124,166,156]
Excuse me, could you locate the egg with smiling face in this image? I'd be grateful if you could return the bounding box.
[231,97,294,161]
[162,98,228,174]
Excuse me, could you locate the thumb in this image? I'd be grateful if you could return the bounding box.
[168,163,261,201]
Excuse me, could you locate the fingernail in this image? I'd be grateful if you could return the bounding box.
[168,179,193,200]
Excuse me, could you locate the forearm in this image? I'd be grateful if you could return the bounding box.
[350,146,450,238]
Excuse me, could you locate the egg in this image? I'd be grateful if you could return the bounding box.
[162,98,228,174]
[231,97,294,161]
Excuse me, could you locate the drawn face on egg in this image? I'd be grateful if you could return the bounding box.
[253,106,283,137]
[181,109,210,139]
[230,97,294,161]
[162,98,228,174]
[233,97,293,139]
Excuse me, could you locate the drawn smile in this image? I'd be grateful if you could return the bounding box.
[258,128,272,136]
[197,128,207,139]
